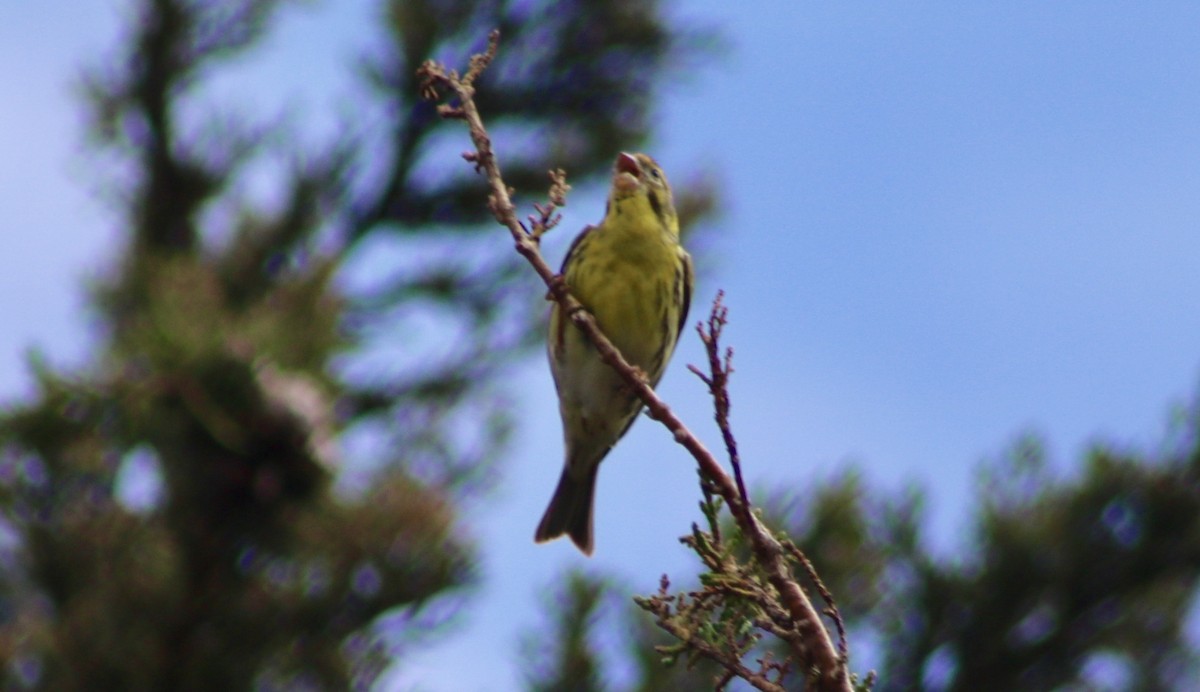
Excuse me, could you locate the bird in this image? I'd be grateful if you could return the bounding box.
[535,151,694,555]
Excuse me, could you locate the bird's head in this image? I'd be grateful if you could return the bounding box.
[607,152,677,233]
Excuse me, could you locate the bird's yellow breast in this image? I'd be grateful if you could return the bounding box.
[564,207,680,372]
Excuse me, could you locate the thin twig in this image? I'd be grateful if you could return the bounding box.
[689,290,750,510]
[528,169,569,240]
[416,31,851,692]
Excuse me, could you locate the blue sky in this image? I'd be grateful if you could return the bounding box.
[4,2,1200,689]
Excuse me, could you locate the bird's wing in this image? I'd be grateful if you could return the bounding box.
[559,224,596,273]
[675,249,695,348]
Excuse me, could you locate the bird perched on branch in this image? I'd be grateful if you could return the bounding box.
[536,152,694,555]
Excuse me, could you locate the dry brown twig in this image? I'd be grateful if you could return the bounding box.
[416,30,854,692]
[688,291,749,506]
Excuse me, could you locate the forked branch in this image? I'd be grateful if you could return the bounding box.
[417,30,853,691]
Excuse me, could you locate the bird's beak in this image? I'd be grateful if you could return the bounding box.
[613,152,642,193]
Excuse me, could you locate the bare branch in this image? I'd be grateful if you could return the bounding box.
[416,32,853,692]
[692,290,750,509]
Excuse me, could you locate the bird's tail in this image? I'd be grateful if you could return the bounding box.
[534,464,599,556]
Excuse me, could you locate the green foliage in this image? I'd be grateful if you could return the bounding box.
[632,500,783,688]
[523,571,720,692]
[528,405,1200,691]
[897,431,1200,690]
[524,572,609,692]
[762,412,1200,690]
[0,0,710,688]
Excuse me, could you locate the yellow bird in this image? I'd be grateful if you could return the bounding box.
[535,152,694,555]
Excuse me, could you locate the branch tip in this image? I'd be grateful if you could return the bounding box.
[464,29,501,86]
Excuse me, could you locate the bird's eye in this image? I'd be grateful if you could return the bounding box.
[649,168,661,180]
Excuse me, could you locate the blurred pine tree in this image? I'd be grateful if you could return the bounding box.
[0,0,713,688]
